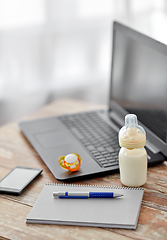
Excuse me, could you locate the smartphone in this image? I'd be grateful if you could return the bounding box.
[0,166,43,195]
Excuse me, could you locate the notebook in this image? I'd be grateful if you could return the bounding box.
[19,21,167,181]
[26,183,144,229]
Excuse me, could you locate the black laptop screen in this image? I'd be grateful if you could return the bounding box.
[111,23,167,143]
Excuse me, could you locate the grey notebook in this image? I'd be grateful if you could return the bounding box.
[26,183,144,229]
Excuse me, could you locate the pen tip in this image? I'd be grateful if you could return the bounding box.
[114,193,124,198]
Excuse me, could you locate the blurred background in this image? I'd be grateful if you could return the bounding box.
[0,0,167,125]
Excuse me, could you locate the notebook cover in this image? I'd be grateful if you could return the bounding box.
[26,183,144,229]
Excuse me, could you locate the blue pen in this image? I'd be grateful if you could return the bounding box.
[53,191,123,199]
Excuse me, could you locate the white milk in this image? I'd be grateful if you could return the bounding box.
[119,147,147,187]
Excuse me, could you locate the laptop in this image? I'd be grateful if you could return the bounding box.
[19,21,167,181]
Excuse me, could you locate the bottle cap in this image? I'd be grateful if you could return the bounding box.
[119,114,146,148]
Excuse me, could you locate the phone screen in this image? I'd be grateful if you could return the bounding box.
[0,167,42,194]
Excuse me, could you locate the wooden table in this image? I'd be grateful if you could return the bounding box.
[0,99,167,240]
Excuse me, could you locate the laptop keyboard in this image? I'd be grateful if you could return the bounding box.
[59,111,120,168]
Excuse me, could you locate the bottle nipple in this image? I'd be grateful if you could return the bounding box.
[125,114,137,128]
[125,114,138,136]
[119,114,146,149]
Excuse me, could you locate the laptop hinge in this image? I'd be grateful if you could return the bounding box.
[109,111,160,154]
[145,139,160,154]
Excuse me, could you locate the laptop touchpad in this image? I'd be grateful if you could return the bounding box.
[34,130,72,149]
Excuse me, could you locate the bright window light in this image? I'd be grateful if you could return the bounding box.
[77,0,112,18]
[0,0,45,29]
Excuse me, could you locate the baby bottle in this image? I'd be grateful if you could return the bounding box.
[118,114,147,187]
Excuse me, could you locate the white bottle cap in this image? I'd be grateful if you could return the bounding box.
[119,114,146,148]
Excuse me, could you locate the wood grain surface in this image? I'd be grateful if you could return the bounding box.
[0,98,167,240]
